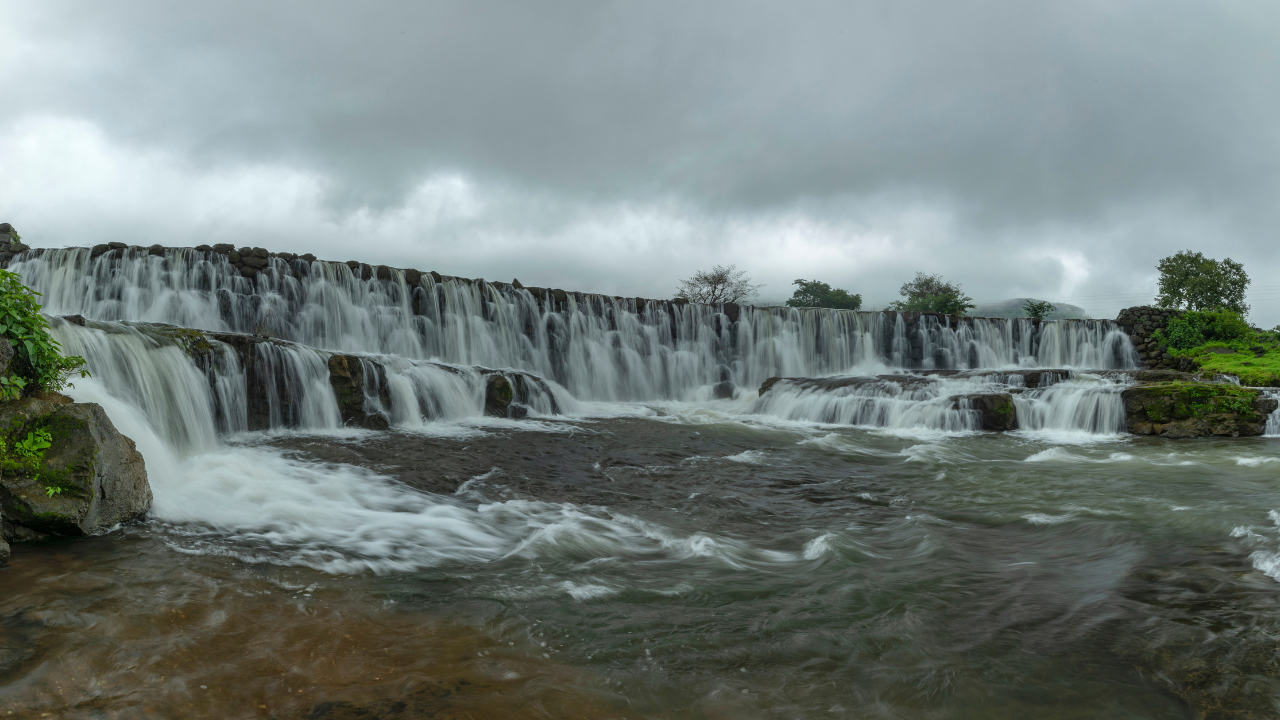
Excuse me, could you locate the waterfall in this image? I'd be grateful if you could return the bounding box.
[47,317,561,445]
[12,246,1138,405]
[1266,390,1280,437]
[750,376,983,432]
[1011,374,1130,436]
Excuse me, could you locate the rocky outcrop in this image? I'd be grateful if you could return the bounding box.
[1121,382,1277,438]
[484,374,514,417]
[0,397,151,547]
[950,393,1018,431]
[328,354,392,429]
[1115,306,1196,371]
[0,225,28,266]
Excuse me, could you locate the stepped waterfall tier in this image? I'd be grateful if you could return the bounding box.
[4,240,1280,719]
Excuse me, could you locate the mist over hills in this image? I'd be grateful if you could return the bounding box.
[971,299,1090,320]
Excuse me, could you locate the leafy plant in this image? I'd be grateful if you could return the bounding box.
[13,428,52,458]
[45,485,63,498]
[1022,299,1057,320]
[1154,309,1255,351]
[0,374,26,402]
[785,279,862,310]
[0,269,90,394]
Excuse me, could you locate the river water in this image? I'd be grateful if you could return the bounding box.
[3,247,1280,718]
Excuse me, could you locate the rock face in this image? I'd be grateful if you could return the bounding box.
[484,374,514,417]
[1115,306,1197,371]
[0,398,151,545]
[1121,382,1277,438]
[328,354,392,429]
[950,393,1018,431]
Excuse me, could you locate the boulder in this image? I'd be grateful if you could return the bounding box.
[1122,382,1275,437]
[759,377,783,396]
[327,354,391,429]
[950,392,1018,431]
[712,381,737,399]
[484,373,514,417]
[0,399,150,538]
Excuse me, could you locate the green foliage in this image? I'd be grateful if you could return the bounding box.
[889,272,975,316]
[13,428,52,458]
[1155,250,1250,316]
[0,374,26,402]
[0,269,89,394]
[1154,309,1255,351]
[1022,299,1056,320]
[785,279,862,310]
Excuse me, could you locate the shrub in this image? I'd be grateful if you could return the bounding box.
[0,269,88,399]
[1154,309,1255,352]
[786,279,862,310]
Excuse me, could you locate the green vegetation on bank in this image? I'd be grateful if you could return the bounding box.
[1154,309,1280,386]
[0,268,89,400]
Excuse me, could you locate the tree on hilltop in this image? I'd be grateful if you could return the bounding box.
[785,279,862,310]
[675,265,762,304]
[1022,299,1056,320]
[1155,250,1250,317]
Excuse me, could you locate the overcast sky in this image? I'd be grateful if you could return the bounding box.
[1,0,1278,323]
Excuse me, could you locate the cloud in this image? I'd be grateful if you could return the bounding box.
[1,1,1278,323]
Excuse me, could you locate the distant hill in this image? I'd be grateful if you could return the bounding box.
[971,298,1090,320]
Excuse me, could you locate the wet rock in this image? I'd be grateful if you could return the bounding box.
[327,354,391,428]
[1122,382,1273,437]
[0,399,150,537]
[512,278,523,288]
[148,244,165,256]
[212,243,235,254]
[0,508,8,565]
[90,244,110,258]
[759,377,783,396]
[251,247,269,258]
[403,269,421,285]
[484,373,514,417]
[950,392,1018,431]
[107,241,127,250]
[712,381,737,399]
[0,337,11,377]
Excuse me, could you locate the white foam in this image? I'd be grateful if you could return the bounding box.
[1023,513,1073,525]
[723,450,767,465]
[1236,456,1280,467]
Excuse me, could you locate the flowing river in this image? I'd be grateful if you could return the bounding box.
[2,247,1280,719]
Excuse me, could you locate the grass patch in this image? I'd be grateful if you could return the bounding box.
[1178,344,1280,387]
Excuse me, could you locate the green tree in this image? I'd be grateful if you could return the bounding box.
[0,269,89,400]
[1155,250,1250,316]
[785,279,862,310]
[1022,299,1056,320]
[889,272,975,316]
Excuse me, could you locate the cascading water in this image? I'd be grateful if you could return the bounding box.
[1266,390,1280,437]
[12,247,1138,405]
[1012,374,1131,437]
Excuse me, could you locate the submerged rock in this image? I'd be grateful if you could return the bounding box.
[1122,382,1277,438]
[0,398,150,540]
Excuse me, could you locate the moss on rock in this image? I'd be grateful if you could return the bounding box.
[1121,381,1276,438]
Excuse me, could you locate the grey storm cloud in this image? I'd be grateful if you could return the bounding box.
[2,0,1279,322]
